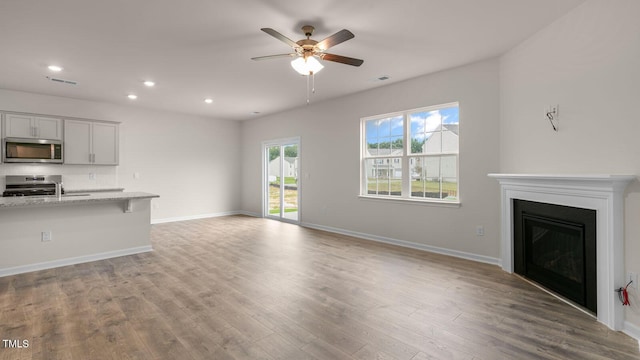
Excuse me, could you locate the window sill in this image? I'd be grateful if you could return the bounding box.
[358,195,461,208]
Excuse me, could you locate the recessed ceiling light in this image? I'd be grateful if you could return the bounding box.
[204,98,213,104]
[128,94,138,100]
[48,65,63,72]
[143,81,155,87]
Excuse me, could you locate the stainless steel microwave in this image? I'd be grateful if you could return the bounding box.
[2,137,63,163]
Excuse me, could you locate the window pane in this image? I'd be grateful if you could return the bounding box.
[410,156,440,198]
[378,118,391,137]
[390,116,404,136]
[422,132,442,154]
[410,114,426,154]
[441,154,457,178]
[441,106,459,152]
[409,107,460,155]
[441,155,458,200]
[362,103,458,202]
[365,119,379,151]
[443,177,458,201]
[441,130,457,152]
[408,155,458,200]
[390,135,403,151]
[366,116,404,157]
[365,158,402,196]
[389,157,402,196]
[268,146,281,215]
[423,157,441,198]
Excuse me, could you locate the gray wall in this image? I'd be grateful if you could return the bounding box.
[499,0,640,332]
[241,58,501,261]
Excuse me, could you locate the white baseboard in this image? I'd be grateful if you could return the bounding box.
[0,245,153,277]
[151,211,248,224]
[237,210,261,217]
[300,222,501,266]
[624,321,640,350]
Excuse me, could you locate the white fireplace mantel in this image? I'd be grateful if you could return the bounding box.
[488,173,635,331]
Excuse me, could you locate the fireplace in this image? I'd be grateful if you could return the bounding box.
[513,199,597,314]
[488,174,634,331]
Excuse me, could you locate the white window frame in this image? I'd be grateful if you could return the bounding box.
[359,102,460,205]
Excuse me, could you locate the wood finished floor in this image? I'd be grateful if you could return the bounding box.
[1,215,639,360]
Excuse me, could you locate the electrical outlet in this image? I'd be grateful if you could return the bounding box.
[476,226,485,236]
[89,172,96,180]
[41,231,52,242]
[627,272,638,289]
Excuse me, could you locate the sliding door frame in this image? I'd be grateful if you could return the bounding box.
[261,136,301,224]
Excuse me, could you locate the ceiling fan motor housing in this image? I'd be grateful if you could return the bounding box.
[301,25,315,37]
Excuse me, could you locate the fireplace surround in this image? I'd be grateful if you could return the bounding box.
[488,174,634,331]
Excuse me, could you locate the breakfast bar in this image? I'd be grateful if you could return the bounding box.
[0,191,159,276]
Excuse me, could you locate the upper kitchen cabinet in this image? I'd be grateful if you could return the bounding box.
[64,119,119,165]
[4,113,63,140]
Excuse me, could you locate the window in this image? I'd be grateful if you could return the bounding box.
[361,103,459,202]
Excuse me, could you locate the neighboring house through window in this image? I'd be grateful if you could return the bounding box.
[361,102,459,202]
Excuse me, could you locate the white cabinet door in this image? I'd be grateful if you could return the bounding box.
[92,122,118,165]
[4,114,34,138]
[35,116,63,140]
[63,120,119,165]
[64,120,92,164]
[4,114,63,140]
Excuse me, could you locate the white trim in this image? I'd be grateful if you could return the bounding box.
[358,195,461,208]
[151,211,245,224]
[488,173,635,331]
[0,245,153,277]
[237,210,261,217]
[360,103,460,203]
[261,137,301,223]
[623,321,640,350]
[300,221,500,266]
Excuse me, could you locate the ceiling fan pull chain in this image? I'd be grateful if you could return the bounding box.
[312,71,316,94]
[306,73,310,105]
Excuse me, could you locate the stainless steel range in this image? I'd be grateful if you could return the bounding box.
[2,175,64,197]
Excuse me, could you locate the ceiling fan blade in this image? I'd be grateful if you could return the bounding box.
[251,54,297,61]
[315,29,355,51]
[260,28,301,49]
[320,53,364,67]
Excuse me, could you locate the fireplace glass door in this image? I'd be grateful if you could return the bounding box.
[513,199,597,314]
[523,214,585,305]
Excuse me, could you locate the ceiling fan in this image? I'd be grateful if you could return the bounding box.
[252,25,364,76]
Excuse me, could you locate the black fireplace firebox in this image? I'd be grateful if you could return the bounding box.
[513,199,597,314]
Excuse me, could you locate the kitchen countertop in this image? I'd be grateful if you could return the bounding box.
[65,188,125,193]
[0,191,159,208]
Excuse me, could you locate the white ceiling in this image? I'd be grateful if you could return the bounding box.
[0,0,584,121]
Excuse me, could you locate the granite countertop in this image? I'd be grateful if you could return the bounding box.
[0,191,159,208]
[65,188,125,193]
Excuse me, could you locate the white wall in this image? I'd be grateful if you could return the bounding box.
[0,89,241,221]
[241,58,501,261]
[499,0,640,333]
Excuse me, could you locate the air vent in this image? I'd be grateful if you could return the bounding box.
[45,76,78,85]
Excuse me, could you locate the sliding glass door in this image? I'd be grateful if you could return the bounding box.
[263,138,300,222]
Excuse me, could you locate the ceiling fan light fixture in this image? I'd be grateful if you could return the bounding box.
[291,56,324,75]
